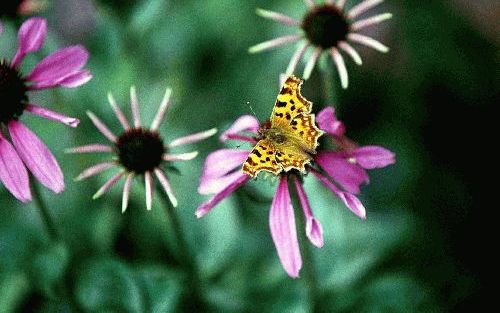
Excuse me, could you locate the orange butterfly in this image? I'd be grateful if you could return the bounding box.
[243,75,323,177]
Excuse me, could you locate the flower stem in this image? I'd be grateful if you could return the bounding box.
[321,57,338,107]
[32,181,59,241]
[156,186,205,311]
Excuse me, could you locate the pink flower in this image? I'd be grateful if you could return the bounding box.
[196,107,395,278]
[68,87,217,212]
[249,0,392,88]
[0,18,91,202]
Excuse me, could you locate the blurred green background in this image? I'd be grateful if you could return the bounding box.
[0,0,495,312]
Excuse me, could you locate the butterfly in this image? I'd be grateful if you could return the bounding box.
[242,75,323,178]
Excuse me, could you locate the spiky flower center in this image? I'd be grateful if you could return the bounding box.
[116,128,165,174]
[302,4,350,49]
[0,60,28,125]
[1,0,24,17]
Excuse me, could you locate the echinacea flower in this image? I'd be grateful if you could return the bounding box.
[196,108,394,278]
[1,0,44,18]
[68,86,217,212]
[0,18,91,202]
[249,0,392,88]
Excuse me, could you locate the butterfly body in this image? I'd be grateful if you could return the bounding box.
[243,75,323,178]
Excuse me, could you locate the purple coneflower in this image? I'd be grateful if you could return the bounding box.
[249,0,392,88]
[0,18,91,202]
[68,87,217,212]
[1,0,43,18]
[196,108,395,278]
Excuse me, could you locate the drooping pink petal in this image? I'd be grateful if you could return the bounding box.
[11,17,47,67]
[316,107,345,137]
[0,133,31,202]
[75,162,116,181]
[286,42,309,76]
[348,0,384,19]
[65,144,113,154]
[351,13,393,31]
[316,151,369,194]
[311,170,367,219]
[270,176,302,278]
[57,70,92,88]
[351,146,396,169]
[25,104,80,127]
[93,171,124,199]
[348,33,389,53]
[303,0,316,8]
[330,48,349,89]
[122,173,134,213]
[219,115,260,143]
[8,121,64,193]
[198,148,250,195]
[154,169,178,208]
[249,34,303,54]
[196,174,249,218]
[293,177,324,248]
[27,46,89,87]
[168,128,217,148]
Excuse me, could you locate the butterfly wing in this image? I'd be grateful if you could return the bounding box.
[242,139,282,178]
[274,145,312,173]
[289,113,323,151]
[270,75,312,128]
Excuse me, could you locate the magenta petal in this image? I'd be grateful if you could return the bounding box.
[220,115,260,142]
[26,104,80,127]
[198,148,249,195]
[0,133,31,202]
[352,146,396,169]
[311,170,366,219]
[293,177,324,248]
[8,121,64,193]
[58,70,93,88]
[270,176,302,278]
[11,17,47,67]
[28,45,89,87]
[196,174,249,218]
[316,151,369,194]
[316,107,345,137]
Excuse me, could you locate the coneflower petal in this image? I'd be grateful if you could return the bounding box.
[86,111,117,143]
[338,41,363,65]
[75,162,116,181]
[330,48,349,89]
[303,47,321,80]
[249,35,303,54]
[168,128,217,148]
[122,173,134,213]
[286,42,309,76]
[348,0,384,19]
[336,0,347,9]
[26,104,80,128]
[65,144,113,154]
[154,169,178,208]
[303,0,316,8]
[348,33,389,53]
[93,171,124,199]
[150,88,172,131]
[145,171,153,211]
[130,86,141,128]
[256,8,301,26]
[351,13,393,31]
[108,92,130,130]
[163,151,199,162]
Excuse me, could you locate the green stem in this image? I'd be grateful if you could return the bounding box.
[32,181,60,241]
[321,58,338,108]
[157,187,205,311]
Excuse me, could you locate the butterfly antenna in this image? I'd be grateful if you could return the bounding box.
[246,101,258,119]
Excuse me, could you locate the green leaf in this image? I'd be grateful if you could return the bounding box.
[29,242,70,297]
[75,258,145,313]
